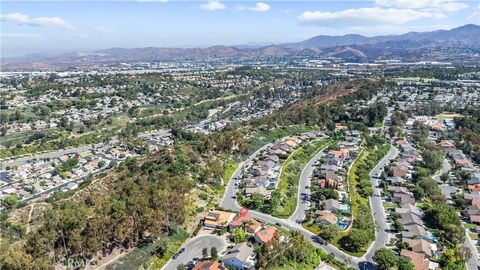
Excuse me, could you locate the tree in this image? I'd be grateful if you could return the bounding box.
[340,229,369,252]
[2,194,20,210]
[211,247,218,260]
[231,228,249,243]
[373,248,397,270]
[109,160,118,168]
[176,264,187,270]
[440,173,449,183]
[393,220,404,232]
[319,224,339,242]
[202,247,208,259]
[397,256,414,270]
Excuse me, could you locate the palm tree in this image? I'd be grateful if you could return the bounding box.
[241,220,254,232]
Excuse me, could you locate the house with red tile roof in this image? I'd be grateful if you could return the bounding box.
[254,226,278,244]
[193,261,225,270]
[229,213,262,233]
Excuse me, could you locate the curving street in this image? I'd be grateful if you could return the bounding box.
[220,140,402,269]
[220,142,363,269]
[162,235,227,270]
[289,147,327,224]
[362,146,398,262]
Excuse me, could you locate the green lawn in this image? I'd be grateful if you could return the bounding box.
[223,159,239,186]
[330,144,390,257]
[465,223,476,230]
[383,201,397,210]
[470,233,479,240]
[148,229,190,270]
[302,223,321,235]
[348,150,369,218]
[272,138,331,218]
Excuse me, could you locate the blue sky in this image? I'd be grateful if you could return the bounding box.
[1,0,479,56]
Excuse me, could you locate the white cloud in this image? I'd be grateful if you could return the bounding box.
[298,7,444,26]
[200,1,225,11]
[93,27,112,33]
[238,2,271,12]
[374,0,469,12]
[1,13,73,29]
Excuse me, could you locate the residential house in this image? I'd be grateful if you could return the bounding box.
[403,238,433,258]
[221,242,256,270]
[229,213,262,233]
[400,249,429,270]
[315,210,338,226]
[393,164,409,178]
[387,176,406,186]
[245,186,271,199]
[204,210,235,229]
[402,224,428,239]
[254,226,279,245]
[401,212,423,226]
[312,178,339,190]
[392,192,416,206]
[324,199,343,213]
[193,261,225,270]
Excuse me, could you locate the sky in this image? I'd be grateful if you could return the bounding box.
[1,0,479,57]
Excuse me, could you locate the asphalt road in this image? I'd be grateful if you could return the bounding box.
[433,158,452,183]
[362,146,398,262]
[162,235,227,270]
[0,143,104,170]
[464,232,480,270]
[289,147,327,224]
[220,142,273,210]
[219,141,364,269]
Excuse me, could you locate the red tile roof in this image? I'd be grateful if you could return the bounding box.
[255,226,277,244]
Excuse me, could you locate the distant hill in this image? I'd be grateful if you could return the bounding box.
[285,24,480,49]
[2,24,479,69]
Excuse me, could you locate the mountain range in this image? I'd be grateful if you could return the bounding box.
[2,24,480,69]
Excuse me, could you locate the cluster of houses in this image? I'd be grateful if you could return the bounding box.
[138,129,174,152]
[0,150,112,202]
[239,132,322,200]
[438,140,480,252]
[379,83,480,110]
[405,116,453,132]
[185,96,295,135]
[309,131,361,231]
[0,129,175,205]
[384,141,440,270]
[0,141,137,204]
[196,209,285,270]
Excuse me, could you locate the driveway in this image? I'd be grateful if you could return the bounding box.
[162,235,227,270]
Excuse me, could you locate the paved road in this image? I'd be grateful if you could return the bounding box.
[162,235,227,270]
[0,143,104,170]
[289,147,327,224]
[433,158,452,183]
[464,231,480,270]
[220,141,365,269]
[220,142,273,210]
[362,146,398,262]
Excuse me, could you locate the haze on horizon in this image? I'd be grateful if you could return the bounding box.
[1,0,480,57]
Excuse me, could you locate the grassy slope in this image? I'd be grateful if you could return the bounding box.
[272,138,331,218]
